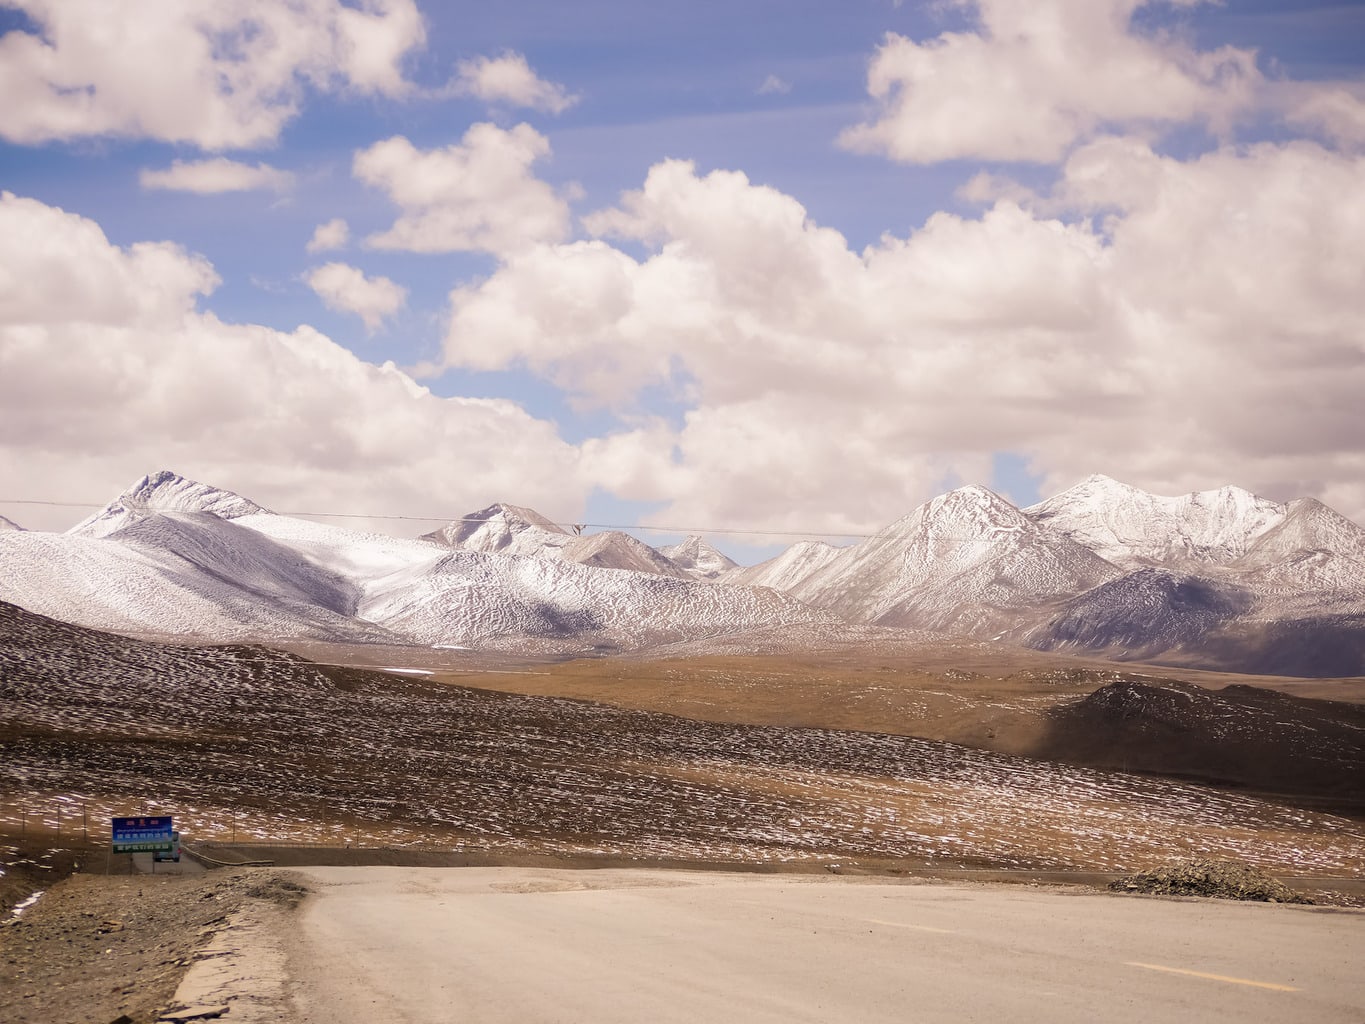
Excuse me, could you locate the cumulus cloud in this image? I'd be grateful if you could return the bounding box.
[354,123,571,255]
[306,218,350,253]
[839,0,1260,164]
[0,192,588,532]
[139,158,294,194]
[438,147,1365,530]
[0,0,426,149]
[454,51,578,114]
[305,262,407,332]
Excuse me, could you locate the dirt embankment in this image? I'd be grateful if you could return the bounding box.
[0,860,306,1024]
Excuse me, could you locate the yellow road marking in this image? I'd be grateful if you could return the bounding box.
[863,918,954,934]
[1126,962,1299,992]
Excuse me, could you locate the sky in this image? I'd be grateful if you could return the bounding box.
[1,0,1363,564]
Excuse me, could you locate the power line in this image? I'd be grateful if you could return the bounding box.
[0,497,877,540]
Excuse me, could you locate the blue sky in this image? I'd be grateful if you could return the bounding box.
[1,0,1363,563]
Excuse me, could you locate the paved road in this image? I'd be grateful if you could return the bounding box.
[276,868,1364,1024]
[129,850,204,876]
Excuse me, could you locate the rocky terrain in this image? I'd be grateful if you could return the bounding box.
[0,863,306,1024]
[2,601,1361,877]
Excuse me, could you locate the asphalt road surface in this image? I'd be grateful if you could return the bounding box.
[130,850,205,875]
[276,867,1364,1024]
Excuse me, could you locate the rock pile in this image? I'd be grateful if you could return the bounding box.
[1109,858,1312,903]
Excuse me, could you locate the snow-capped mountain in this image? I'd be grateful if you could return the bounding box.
[1026,474,1287,568]
[1023,567,1257,658]
[0,472,826,650]
[420,503,571,558]
[1226,498,1365,605]
[423,503,691,580]
[729,540,845,591]
[722,477,1365,675]
[3,469,1363,675]
[778,486,1121,634]
[0,514,22,531]
[660,536,740,580]
[70,469,269,538]
[560,530,692,580]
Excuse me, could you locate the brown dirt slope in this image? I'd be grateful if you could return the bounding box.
[1038,680,1365,814]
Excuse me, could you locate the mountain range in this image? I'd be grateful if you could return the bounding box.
[2,470,1363,675]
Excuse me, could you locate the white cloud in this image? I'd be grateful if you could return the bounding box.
[0,0,426,150]
[305,262,407,332]
[354,123,571,255]
[454,51,578,114]
[0,192,219,326]
[438,147,1365,530]
[1284,85,1365,149]
[139,158,294,194]
[306,218,350,253]
[0,192,588,533]
[758,74,791,96]
[839,0,1261,164]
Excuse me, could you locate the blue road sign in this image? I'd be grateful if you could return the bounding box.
[112,815,173,853]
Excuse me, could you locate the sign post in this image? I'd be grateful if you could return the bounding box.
[111,816,173,873]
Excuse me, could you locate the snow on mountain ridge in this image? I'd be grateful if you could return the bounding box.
[783,485,1122,634]
[729,540,845,591]
[359,546,827,650]
[0,518,398,644]
[70,470,269,539]
[423,503,696,580]
[1026,474,1287,568]
[660,535,740,580]
[2,477,826,650]
[420,502,571,558]
[1225,497,1365,609]
[0,514,23,531]
[561,531,692,579]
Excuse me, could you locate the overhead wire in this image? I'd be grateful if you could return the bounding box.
[0,497,879,540]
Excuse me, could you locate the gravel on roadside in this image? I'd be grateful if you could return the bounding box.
[0,867,308,1024]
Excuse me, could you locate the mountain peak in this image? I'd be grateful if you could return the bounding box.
[420,502,571,557]
[659,535,740,579]
[1027,476,1284,567]
[916,484,1027,531]
[562,531,691,579]
[69,471,270,538]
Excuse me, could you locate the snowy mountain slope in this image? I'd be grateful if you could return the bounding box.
[1022,568,1257,658]
[1012,480,1365,674]
[785,486,1122,634]
[1,471,829,651]
[423,503,690,579]
[8,468,1364,671]
[1025,474,1286,568]
[0,522,397,643]
[235,512,453,581]
[660,536,740,580]
[0,514,22,531]
[420,503,571,558]
[0,471,402,642]
[727,540,846,591]
[559,531,691,579]
[359,547,831,650]
[109,512,362,616]
[1226,498,1365,607]
[70,469,268,538]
